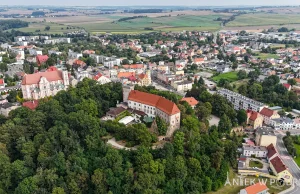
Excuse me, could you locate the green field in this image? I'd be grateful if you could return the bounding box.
[15,22,79,34]
[212,72,238,83]
[256,53,280,60]
[228,13,300,27]
[76,15,223,33]
[293,143,300,167]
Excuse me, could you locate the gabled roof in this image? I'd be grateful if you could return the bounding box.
[270,156,287,173]
[128,90,180,115]
[267,144,278,159]
[260,107,275,117]
[118,72,135,78]
[244,183,268,194]
[247,110,260,121]
[21,70,63,85]
[181,97,198,107]
[0,79,4,85]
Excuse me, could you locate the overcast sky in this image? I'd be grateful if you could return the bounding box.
[0,0,299,6]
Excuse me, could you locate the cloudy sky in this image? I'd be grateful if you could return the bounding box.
[0,0,299,6]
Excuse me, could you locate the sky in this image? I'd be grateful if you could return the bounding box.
[0,0,299,6]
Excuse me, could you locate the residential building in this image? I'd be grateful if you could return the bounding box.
[270,156,293,183]
[29,48,43,56]
[242,145,267,158]
[260,107,280,125]
[180,97,199,109]
[217,89,267,112]
[171,80,193,92]
[123,86,180,137]
[239,183,269,194]
[267,144,279,162]
[246,110,264,129]
[36,55,49,66]
[255,127,277,147]
[270,117,295,130]
[137,71,151,86]
[93,73,111,85]
[0,102,21,117]
[21,70,69,100]
[68,50,83,59]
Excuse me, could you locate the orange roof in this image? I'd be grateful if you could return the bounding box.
[22,70,63,85]
[138,73,147,79]
[194,58,204,62]
[244,183,268,194]
[23,100,39,110]
[128,90,180,115]
[260,107,274,117]
[247,110,260,121]
[123,64,144,69]
[181,97,198,107]
[294,78,300,83]
[118,72,135,78]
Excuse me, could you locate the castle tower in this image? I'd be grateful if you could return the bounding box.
[123,84,134,103]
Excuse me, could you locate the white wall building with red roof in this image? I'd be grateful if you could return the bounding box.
[123,86,180,137]
[21,70,69,100]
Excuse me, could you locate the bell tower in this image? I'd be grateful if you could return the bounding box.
[123,84,134,102]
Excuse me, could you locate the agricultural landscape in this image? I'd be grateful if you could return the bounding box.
[1,6,300,34]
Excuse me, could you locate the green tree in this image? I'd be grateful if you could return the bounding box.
[237,109,247,125]
[155,116,168,135]
[237,70,247,80]
[218,114,232,133]
[288,79,297,86]
[173,132,185,155]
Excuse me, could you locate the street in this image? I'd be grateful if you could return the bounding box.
[276,134,300,193]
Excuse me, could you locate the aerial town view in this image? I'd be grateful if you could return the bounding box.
[1,0,300,193]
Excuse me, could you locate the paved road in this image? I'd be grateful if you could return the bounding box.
[276,134,300,193]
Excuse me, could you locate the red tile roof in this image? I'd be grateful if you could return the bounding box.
[244,183,268,194]
[118,72,135,78]
[22,100,39,110]
[0,79,4,85]
[138,73,147,79]
[270,156,287,173]
[267,144,278,159]
[123,64,144,69]
[47,66,58,72]
[260,107,274,117]
[36,55,49,65]
[93,72,103,81]
[128,90,180,115]
[283,83,291,90]
[22,70,63,85]
[247,110,260,121]
[181,97,199,107]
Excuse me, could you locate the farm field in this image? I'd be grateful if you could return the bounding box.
[76,14,223,33]
[227,13,300,27]
[15,22,79,34]
[212,72,238,83]
[10,12,227,34]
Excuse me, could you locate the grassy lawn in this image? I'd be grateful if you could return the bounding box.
[255,53,280,60]
[293,143,300,167]
[232,79,249,91]
[227,13,300,27]
[212,72,238,83]
[270,44,286,49]
[208,169,289,194]
[249,161,263,169]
